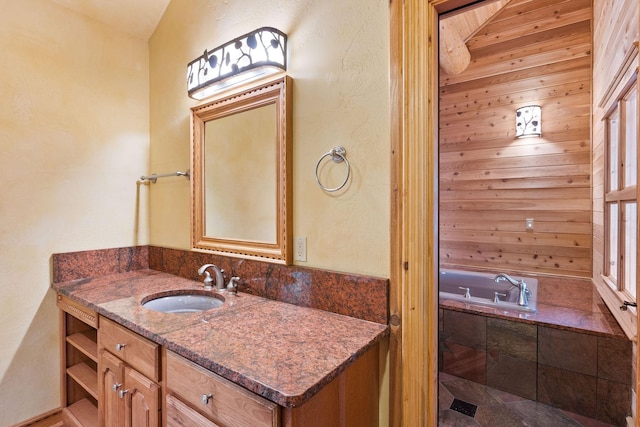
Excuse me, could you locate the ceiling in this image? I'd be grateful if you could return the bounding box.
[439,0,511,75]
[52,0,171,40]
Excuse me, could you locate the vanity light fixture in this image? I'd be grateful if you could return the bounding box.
[515,105,542,138]
[187,27,287,100]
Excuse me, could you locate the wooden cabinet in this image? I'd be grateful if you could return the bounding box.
[165,351,279,427]
[58,294,99,427]
[98,316,161,426]
[59,297,380,427]
[166,343,380,427]
[281,343,380,427]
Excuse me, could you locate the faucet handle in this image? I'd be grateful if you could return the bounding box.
[494,292,507,303]
[202,271,214,290]
[458,287,471,299]
[227,277,240,295]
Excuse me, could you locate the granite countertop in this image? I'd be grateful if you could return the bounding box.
[53,269,389,407]
[439,299,627,339]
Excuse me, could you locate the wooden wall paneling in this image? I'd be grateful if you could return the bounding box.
[439,0,593,278]
[440,61,591,99]
[468,0,591,50]
[446,31,591,85]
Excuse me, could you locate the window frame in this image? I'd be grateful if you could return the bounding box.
[603,74,639,304]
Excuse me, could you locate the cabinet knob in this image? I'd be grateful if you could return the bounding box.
[112,383,122,392]
[115,343,126,351]
[201,393,213,405]
[119,389,129,399]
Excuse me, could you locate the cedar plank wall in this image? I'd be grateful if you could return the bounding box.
[592,1,639,292]
[439,0,593,277]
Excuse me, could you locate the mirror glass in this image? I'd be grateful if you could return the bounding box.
[204,103,277,242]
[191,76,292,264]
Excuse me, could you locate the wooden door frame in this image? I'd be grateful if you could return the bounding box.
[389,1,486,425]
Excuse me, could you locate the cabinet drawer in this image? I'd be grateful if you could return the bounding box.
[99,316,160,381]
[166,351,279,427]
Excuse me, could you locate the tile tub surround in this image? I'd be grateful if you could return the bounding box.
[52,245,389,324]
[52,269,389,407]
[439,309,632,425]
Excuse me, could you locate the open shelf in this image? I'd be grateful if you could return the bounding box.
[66,330,97,362]
[67,363,98,400]
[59,294,99,427]
[62,398,98,427]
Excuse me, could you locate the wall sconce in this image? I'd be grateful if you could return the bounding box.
[515,105,542,138]
[187,27,287,100]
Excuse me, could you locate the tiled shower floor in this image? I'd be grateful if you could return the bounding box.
[439,372,619,427]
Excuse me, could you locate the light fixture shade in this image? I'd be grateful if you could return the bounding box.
[187,27,287,100]
[515,105,542,138]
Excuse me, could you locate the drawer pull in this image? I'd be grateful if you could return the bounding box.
[112,383,122,392]
[119,389,129,399]
[115,343,126,351]
[201,393,213,405]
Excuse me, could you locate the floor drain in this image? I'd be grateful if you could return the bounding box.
[450,398,478,417]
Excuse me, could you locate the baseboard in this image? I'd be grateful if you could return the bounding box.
[11,408,63,427]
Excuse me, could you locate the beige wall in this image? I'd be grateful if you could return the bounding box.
[0,1,150,423]
[0,0,389,423]
[149,0,390,278]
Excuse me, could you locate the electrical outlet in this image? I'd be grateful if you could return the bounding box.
[295,237,307,261]
[525,218,534,230]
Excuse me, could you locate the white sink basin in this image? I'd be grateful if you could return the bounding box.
[142,292,224,313]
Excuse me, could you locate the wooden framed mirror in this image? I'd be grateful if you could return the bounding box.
[191,76,292,264]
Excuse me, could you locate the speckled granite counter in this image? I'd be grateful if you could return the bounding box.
[439,299,626,339]
[52,269,389,407]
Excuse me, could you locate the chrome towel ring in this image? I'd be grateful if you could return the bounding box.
[315,146,350,192]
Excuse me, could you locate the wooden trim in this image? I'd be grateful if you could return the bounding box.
[190,76,293,264]
[388,0,403,426]
[636,15,640,427]
[10,408,63,427]
[391,0,481,425]
[605,186,638,202]
[594,277,637,340]
[56,295,98,329]
[598,41,639,109]
[59,305,67,409]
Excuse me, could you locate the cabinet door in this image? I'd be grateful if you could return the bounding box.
[124,366,160,427]
[99,349,125,427]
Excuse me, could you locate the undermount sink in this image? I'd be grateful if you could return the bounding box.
[142,291,225,313]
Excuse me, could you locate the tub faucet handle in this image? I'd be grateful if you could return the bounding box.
[494,292,507,303]
[458,287,471,299]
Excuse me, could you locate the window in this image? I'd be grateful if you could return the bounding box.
[605,81,638,301]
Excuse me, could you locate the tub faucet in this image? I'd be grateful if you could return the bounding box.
[198,264,225,291]
[494,273,529,307]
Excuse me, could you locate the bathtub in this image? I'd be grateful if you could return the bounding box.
[439,269,537,313]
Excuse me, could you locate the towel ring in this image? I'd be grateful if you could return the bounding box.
[315,146,350,192]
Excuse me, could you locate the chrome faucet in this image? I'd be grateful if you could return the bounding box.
[198,264,225,291]
[494,273,529,306]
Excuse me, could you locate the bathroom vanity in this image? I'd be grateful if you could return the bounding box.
[55,269,387,427]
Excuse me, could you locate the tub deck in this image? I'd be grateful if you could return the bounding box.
[439,272,625,338]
